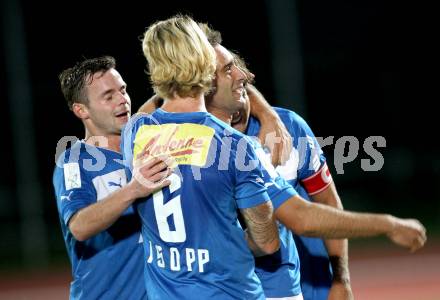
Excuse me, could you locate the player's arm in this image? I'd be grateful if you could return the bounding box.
[69,155,172,241]
[246,84,292,167]
[295,112,352,297]
[311,182,352,299]
[137,94,162,114]
[240,201,280,256]
[275,195,427,252]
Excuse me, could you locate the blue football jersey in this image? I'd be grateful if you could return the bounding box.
[244,137,302,298]
[53,141,146,300]
[246,136,299,212]
[247,107,331,300]
[122,109,293,300]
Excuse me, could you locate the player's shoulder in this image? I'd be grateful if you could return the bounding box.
[53,140,83,183]
[273,107,307,125]
[207,113,256,144]
[124,112,155,133]
[273,107,312,134]
[54,140,120,173]
[55,140,83,167]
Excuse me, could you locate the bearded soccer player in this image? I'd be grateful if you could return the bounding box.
[207,35,426,300]
[139,24,427,300]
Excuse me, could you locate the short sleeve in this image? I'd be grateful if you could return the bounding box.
[53,162,97,226]
[252,140,298,210]
[232,137,271,209]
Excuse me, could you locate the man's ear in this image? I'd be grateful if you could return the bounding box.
[72,102,89,120]
[209,74,217,95]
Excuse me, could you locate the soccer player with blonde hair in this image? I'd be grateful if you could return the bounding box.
[122,15,288,300]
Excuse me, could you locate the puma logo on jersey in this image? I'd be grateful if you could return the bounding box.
[108,178,122,188]
[60,191,73,201]
[92,169,127,201]
[256,177,264,184]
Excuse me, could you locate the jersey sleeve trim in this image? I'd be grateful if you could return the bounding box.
[270,185,298,211]
[236,185,271,209]
[61,191,96,226]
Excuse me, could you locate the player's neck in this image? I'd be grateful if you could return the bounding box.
[161,94,207,113]
[207,106,233,125]
[84,130,121,152]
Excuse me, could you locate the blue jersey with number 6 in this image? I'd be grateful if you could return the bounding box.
[122,109,295,300]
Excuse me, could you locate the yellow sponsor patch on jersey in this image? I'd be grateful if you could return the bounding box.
[133,123,215,167]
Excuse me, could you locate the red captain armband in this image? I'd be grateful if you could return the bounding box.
[301,162,333,196]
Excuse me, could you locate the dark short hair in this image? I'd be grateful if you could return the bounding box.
[198,23,222,46]
[231,51,255,84]
[59,56,116,109]
[198,24,253,83]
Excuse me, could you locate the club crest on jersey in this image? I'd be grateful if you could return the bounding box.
[63,162,81,190]
[134,124,214,167]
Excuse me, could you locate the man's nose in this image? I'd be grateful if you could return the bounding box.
[232,65,246,81]
[117,92,129,105]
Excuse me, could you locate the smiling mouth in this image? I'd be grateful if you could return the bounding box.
[115,111,128,118]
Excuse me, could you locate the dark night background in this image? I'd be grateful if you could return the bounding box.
[0,0,438,272]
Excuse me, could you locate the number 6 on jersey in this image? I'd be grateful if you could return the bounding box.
[153,173,186,243]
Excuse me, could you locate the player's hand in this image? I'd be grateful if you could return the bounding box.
[257,113,292,167]
[387,217,427,252]
[129,147,174,198]
[328,281,354,300]
[231,108,248,134]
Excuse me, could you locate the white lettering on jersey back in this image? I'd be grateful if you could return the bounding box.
[275,147,299,181]
[170,248,180,271]
[92,169,127,201]
[186,248,196,271]
[146,240,210,273]
[64,162,81,190]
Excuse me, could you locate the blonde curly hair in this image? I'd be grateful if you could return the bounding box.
[142,15,216,99]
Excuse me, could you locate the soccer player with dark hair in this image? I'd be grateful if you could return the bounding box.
[54,56,172,299]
